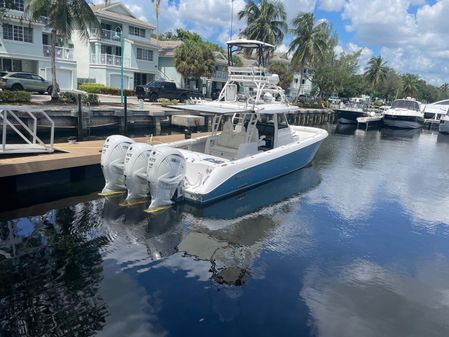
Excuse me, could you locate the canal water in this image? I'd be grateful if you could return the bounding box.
[1,125,449,337]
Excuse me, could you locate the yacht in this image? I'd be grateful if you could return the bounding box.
[439,114,449,134]
[423,99,449,120]
[100,40,328,210]
[383,98,424,129]
[335,97,373,124]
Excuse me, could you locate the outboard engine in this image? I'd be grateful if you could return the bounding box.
[146,146,186,211]
[100,135,134,195]
[123,143,153,204]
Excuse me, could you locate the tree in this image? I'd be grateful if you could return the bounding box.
[268,62,293,90]
[152,0,161,40]
[174,40,215,79]
[26,0,99,101]
[440,83,449,99]
[401,73,419,98]
[364,56,388,95]
[238,0,287,50]
[289,13,333,99]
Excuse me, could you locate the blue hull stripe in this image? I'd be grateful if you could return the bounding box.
[196,141,323,204]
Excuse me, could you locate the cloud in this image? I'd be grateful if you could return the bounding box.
[319,0,346,11]
[341,0,449,84]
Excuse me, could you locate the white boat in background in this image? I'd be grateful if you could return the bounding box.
[383,98,424,129]
[439,114,449,134]
[100,40,328,210]
[424,99,449,120]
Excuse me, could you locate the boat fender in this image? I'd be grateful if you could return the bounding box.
[100,135,134,195]
[123,143,153,203]
[146,146,186,211]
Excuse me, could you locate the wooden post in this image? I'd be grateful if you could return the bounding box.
[77,94,83,141]
[123,94,128,136]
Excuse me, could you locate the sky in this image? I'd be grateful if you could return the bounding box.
[100,0,449,85]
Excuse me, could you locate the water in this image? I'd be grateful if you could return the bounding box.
[2,125,449,337]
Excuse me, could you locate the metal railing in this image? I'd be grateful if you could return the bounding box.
[0,107,54,154]
[90,53,130,67]
[43,45,74,60]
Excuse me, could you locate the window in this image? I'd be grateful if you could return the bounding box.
[129,26,145,38]
[301,79,305,84]
[2,23,32,42]
[0,0,24,11]
[136,47,153,61]
[295,78,298,83]
[277,113,289,129]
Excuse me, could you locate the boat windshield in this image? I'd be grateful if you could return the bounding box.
[392,100,420,111]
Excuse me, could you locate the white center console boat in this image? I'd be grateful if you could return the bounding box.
[100,40,328,210]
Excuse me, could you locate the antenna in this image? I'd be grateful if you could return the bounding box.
[230,0,234,40]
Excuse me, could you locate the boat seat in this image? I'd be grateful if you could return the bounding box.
[208,122,247,160]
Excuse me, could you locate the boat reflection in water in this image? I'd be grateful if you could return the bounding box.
[381,127,422,140]
[102,165,321,286]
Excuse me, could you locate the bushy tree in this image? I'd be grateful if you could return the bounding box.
[174,40,215,79]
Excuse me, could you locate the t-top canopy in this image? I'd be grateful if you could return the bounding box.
[226,39,275,49]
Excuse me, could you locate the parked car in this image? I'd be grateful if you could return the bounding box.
[135,80,203,102]
[0,72,58,95]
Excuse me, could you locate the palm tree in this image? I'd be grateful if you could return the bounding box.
[152,0,161,40]
[402,74,419,98]
[26,0,100,101]
[174,41,215,81]
[364,56,388,94]
[238,0,287,50]
[288,13,332,99]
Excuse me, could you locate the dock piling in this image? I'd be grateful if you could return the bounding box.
[77,94,83,141]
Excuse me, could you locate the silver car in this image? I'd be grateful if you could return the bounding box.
[0,72,57,95]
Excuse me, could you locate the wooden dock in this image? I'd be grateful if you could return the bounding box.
[0,132,208,178]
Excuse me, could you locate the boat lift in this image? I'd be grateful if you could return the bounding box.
[0,106,55,154]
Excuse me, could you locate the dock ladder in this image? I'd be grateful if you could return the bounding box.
[0,106,55,154]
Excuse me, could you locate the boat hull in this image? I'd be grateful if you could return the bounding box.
[439,119,449,134]
[383,115,424,129]
[185,139,323,204]
[336,110,368,124]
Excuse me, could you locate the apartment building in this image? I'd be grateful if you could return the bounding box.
[0,0,77,89]
[72,2,159,89]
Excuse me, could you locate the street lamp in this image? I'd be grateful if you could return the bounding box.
[113,27,124,104]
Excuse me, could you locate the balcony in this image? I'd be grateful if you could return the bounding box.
[91,28,121,41]
[91,53,130,67]
[43,45,74,60]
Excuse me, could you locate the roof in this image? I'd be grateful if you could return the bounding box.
[158,40,184,57]
[91,2,155,30]
[227,39,275,49]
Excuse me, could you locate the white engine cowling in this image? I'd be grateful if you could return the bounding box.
[123,143,153,202]
[146,146,186,210]
[100,135,134,194]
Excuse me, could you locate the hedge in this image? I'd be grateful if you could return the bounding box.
[0,90,31,103]
[59,92,99,105]
[79,83,135,96]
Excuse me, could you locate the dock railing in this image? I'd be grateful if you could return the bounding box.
[0,107,55,154]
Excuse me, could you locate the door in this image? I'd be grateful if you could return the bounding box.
[110,74,129,89]
[46,68,73,90]
[31,74,48,91]
[164,82,177,99]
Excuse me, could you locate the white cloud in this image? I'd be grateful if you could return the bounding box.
[341,0,449,84]
[319,0,346,11]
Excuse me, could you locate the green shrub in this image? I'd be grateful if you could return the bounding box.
[59,91,99,106]
[79,83,135,96]
[0,90,31,103]
[84,93,99,105]
[78,83,106,93]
